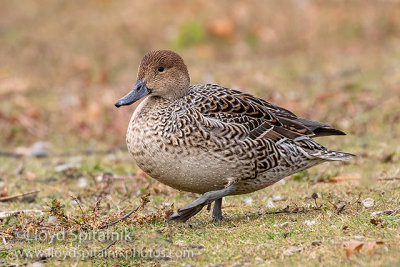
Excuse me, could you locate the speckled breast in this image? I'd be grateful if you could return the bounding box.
[126,96,235,194]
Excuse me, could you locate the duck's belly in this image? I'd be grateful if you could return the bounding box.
[130,138,235,194]
[129,131,322,195]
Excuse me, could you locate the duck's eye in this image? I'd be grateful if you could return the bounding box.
[158,66,165,72]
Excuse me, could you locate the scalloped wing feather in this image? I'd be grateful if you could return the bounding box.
[188,84,344,141]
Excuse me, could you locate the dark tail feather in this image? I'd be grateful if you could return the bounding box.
[312,127,346,137]
[296,118,346,137]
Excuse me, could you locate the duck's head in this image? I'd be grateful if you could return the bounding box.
[115,50,190,107]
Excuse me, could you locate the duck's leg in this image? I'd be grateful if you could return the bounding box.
[212,198,223,222]
[169,184,236,222]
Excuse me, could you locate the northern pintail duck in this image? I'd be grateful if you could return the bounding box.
[115,50,353,222]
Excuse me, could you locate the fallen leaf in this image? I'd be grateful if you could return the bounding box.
[311,240,322,246]
[345,240,364,257]
[330,173,360,183]
[344,240,384,257]
[370,218,385,228]
[207,18,235,39]
[381,153,395,163]
[0,181,7,197]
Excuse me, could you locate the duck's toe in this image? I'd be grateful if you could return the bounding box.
[168,185,236,223]
[168,204,205,222]
[211,214,224,222]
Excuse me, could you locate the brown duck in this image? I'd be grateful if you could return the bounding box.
[115,50,353,222]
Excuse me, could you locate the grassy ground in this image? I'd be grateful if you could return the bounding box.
[0,153,399,266]
[1,0,400,266]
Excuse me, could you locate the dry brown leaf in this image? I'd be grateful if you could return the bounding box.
[0,189,8,198]
[381,153,395,163]
[344,240,384,257]
[207,18,235,39]
[330,173,361,183]
[345,240,364,257]
[370,218,385,228]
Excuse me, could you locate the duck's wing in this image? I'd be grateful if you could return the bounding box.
[189,84,345,141]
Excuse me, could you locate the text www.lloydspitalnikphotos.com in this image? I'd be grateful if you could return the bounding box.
[10,228,199,259]
[13,248,198,260]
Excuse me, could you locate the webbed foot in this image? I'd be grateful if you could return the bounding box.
[169,185,235,222]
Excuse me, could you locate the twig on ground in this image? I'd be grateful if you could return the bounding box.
[0,146,126,159]
[96,240,118,257]
[0,190,39,202]
[263,205,321,215]
[98,204,141,229]
[378,177,400,181]
[264,206,291,214]
[0,151,23,158]
[98,193,150,229]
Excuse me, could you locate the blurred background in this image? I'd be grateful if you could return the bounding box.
[1,0,399,156]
